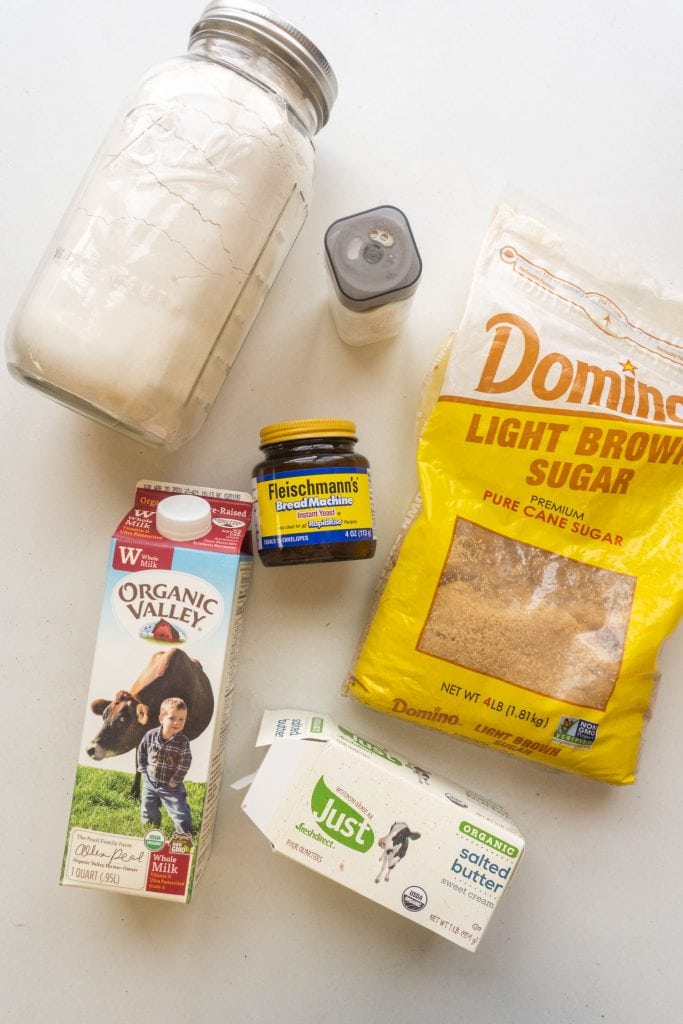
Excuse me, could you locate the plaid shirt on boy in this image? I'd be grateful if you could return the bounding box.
[137,726,192,786]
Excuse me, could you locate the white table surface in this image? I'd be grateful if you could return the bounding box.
[2,1,682,1020]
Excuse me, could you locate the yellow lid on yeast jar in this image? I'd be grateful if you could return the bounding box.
[259,418,357,445]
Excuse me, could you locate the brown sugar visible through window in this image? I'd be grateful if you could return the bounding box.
[417,519,635,710]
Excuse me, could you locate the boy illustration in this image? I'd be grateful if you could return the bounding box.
[137,697,193,836]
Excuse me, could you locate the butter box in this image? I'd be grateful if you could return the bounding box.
[241,710,525,950]
[61,480,252,902]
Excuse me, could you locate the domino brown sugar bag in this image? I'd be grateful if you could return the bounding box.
[346,201,683,784]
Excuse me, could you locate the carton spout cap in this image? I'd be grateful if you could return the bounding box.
[156,494,213,541]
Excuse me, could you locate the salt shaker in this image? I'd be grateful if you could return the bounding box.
[324,206,422,346]
[6,2,337,448]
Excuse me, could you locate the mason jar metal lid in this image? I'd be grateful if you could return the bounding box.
[189,2,337,131]
[260,418,357,445]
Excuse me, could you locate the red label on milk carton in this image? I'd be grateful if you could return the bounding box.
[146,846,192,896]
[113,542,173,572]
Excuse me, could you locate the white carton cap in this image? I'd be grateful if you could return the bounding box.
[156,494,212,541]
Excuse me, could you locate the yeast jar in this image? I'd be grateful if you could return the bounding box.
[6,3,337,448]
[252,419,376,565]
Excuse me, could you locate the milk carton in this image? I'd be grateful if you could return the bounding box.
[241,710,525,950]
[61,480,252,902]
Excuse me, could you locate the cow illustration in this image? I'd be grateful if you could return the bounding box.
[375,821,421,883]
[406,762,431,785]
[87,648,214,797]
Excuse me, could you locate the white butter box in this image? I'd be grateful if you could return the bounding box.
[241,710,525,950]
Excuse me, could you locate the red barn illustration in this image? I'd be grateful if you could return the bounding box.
[151,618,181,642]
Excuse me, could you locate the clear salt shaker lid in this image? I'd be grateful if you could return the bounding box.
[324,205,422,312]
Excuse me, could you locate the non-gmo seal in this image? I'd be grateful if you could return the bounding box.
[402,886,428,912]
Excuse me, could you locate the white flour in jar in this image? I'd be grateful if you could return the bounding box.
[10,56,314,445]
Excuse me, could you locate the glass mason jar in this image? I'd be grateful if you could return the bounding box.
[6,3,337,448]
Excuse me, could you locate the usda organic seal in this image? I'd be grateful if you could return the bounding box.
[144,829,166,852]
[402,886,428,912]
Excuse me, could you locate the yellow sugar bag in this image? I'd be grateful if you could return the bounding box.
[346,202,683,784]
